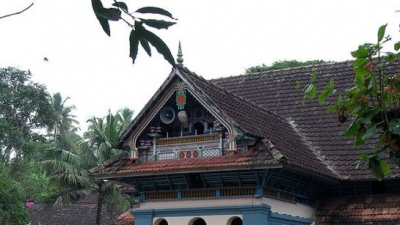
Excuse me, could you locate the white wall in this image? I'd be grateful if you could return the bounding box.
[139,196,315,218]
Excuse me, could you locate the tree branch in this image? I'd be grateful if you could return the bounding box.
[0,3,34,20]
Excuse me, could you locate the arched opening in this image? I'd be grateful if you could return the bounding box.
[231,217,243,225]
[190,217,207,225]
[193,122,204,135]
[159,219,168,225]
[154,218,169,225]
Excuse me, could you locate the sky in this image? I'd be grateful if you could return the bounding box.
[1,0,399,133]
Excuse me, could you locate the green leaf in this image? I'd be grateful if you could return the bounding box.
[377,24,387,42]
[351,45,369,58]
[135,22,175,67]
[359,109,380,123]
[141,19,176,30]
[136,7,176,19]
[310,71,317,83]
[395,41,400,51]
[355,71,365,85]
[354,132,365,146]
[358,152,369,160]
[389,119,400,134]
[96,8,121,21]
[112,2,128,12]
[371,164,384,181]
[344,120,358,137]
[326,105,337,113]
[379,161,390,175]
[363,122,380,139]
[295,80,301,89]
[129,30,140,64]
[318,78,335,104]
[139,37,152,57]
[91,0,110,36]
[305,84,316,99]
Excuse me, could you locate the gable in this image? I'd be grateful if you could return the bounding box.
[107,65,338,180]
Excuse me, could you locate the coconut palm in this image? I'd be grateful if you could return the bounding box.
[43,108,134,225]
[50,93,79,150]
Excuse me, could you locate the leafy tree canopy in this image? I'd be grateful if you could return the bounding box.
[0,67,55,164]
[299,23,400,180]
[0,164,30,225]
[245,60,332,73]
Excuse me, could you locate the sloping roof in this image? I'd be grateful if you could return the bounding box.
[91,143,279,178]
[212,61,400,180]
[28,194,121,225]
[111,210,134,225]
[177,66,337,178]
[95,65,338,179]
[316,193,400,224]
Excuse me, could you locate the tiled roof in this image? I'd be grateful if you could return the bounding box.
[91,145,280,177]
[212,61,400,180]
[28,194,121,225]
[111,211,134,225]
[178,66,338,178]
[316,194,400,224]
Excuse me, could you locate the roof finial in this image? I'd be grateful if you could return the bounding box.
[177,41,184,66]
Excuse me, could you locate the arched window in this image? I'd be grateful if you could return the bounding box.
[189,217,207,225]
[227,216,243,225]
[154,218,168,225]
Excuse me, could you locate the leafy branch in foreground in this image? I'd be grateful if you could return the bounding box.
[91,0,176,67]
[298,24,400,180]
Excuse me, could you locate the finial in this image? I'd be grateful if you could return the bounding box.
[177,41,184,65]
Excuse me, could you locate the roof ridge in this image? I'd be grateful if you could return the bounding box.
[210,60,354,82]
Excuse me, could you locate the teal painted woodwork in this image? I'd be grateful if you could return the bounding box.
[130,204,313,225]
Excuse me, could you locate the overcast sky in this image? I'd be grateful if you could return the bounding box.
[1,0,399,133]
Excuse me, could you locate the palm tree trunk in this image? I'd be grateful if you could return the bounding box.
[95,193,104,225]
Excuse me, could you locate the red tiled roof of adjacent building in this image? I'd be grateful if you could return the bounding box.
[316,193,400,224]
[212,61,400,180]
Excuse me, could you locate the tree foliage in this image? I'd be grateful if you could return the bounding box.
[44,108,134,225]
[246,60,332,73]
[0,164,30,225]
[299,24,400,180]
[91,0,177,66]
[0,67,55,164]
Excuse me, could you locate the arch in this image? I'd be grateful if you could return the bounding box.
[227,216,243,225]
[154,218,169,225]
[193,122,204,135]
[188,217,207,225]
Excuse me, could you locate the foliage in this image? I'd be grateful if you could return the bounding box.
[0,164,30,225]
[245,60,332,73]
[0,67,55,164]
[91,0,177,66]
[299,24,400,180]
[50,93,80,150]
[44,108,134,225]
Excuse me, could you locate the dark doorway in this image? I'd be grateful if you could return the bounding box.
[159,219,168,225]
[193,122,204,135]
[193,218,207,225]
[231,217,243,225]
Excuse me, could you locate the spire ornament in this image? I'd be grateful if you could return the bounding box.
[177,41,184,65]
